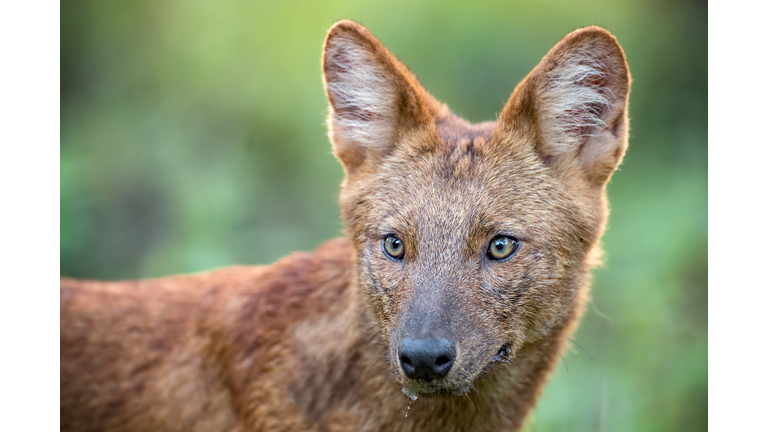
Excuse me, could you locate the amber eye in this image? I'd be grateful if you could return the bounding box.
[487,236,519,261]
[383,236,404,260]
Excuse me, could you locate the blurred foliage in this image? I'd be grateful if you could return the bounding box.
[61,0,707,430]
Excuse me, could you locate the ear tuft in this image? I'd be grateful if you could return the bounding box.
[322,21,434,173]
[324,23,400,153]
[538,29,628,154]
[500,27,631,187]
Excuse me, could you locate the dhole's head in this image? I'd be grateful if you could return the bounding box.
[322,21,630,398]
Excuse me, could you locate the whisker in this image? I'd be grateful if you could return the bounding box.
[477,386,491,405]
[590,301,614,322]
[463,393,477,414]
[553,329,595,362]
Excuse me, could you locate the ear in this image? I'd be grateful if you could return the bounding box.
[498,26,631,187]
[322,20,438,174]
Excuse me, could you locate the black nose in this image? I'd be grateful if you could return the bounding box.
[398,338,456,381]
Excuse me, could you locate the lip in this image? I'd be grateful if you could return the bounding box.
[394,362,469,398]
[400,380,473,398]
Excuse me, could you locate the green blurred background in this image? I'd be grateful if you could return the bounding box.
[61,0,707,430]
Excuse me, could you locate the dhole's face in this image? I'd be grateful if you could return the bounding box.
[346,132,596,397]
[322,21,629,398]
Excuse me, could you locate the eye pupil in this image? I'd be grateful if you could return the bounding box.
[383,236,404,260]
[487,236,518,261]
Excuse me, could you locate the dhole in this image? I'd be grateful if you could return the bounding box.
[61,20,631,432]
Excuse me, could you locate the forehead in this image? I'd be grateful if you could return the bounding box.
[371,122,551,232]
[435,115,496,145]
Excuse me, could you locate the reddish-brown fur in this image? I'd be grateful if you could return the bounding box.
[61,21,630,431]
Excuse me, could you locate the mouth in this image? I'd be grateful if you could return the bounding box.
[401,380,473,399]
[398,344,514,399]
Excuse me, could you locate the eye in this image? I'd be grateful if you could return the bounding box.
[382,236,405,260]
[487,236,519,261]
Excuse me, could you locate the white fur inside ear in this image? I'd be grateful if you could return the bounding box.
[538,47,618,154]
[325,35,399,151]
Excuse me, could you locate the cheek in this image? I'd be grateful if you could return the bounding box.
[479,261,528,305]
[358,247,411,322]
[484,251,582,338]
[478,254,556,322]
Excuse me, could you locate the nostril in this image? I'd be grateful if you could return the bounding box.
[435,355,451,367]
[400,355,413,367]
[400,353,417,378]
